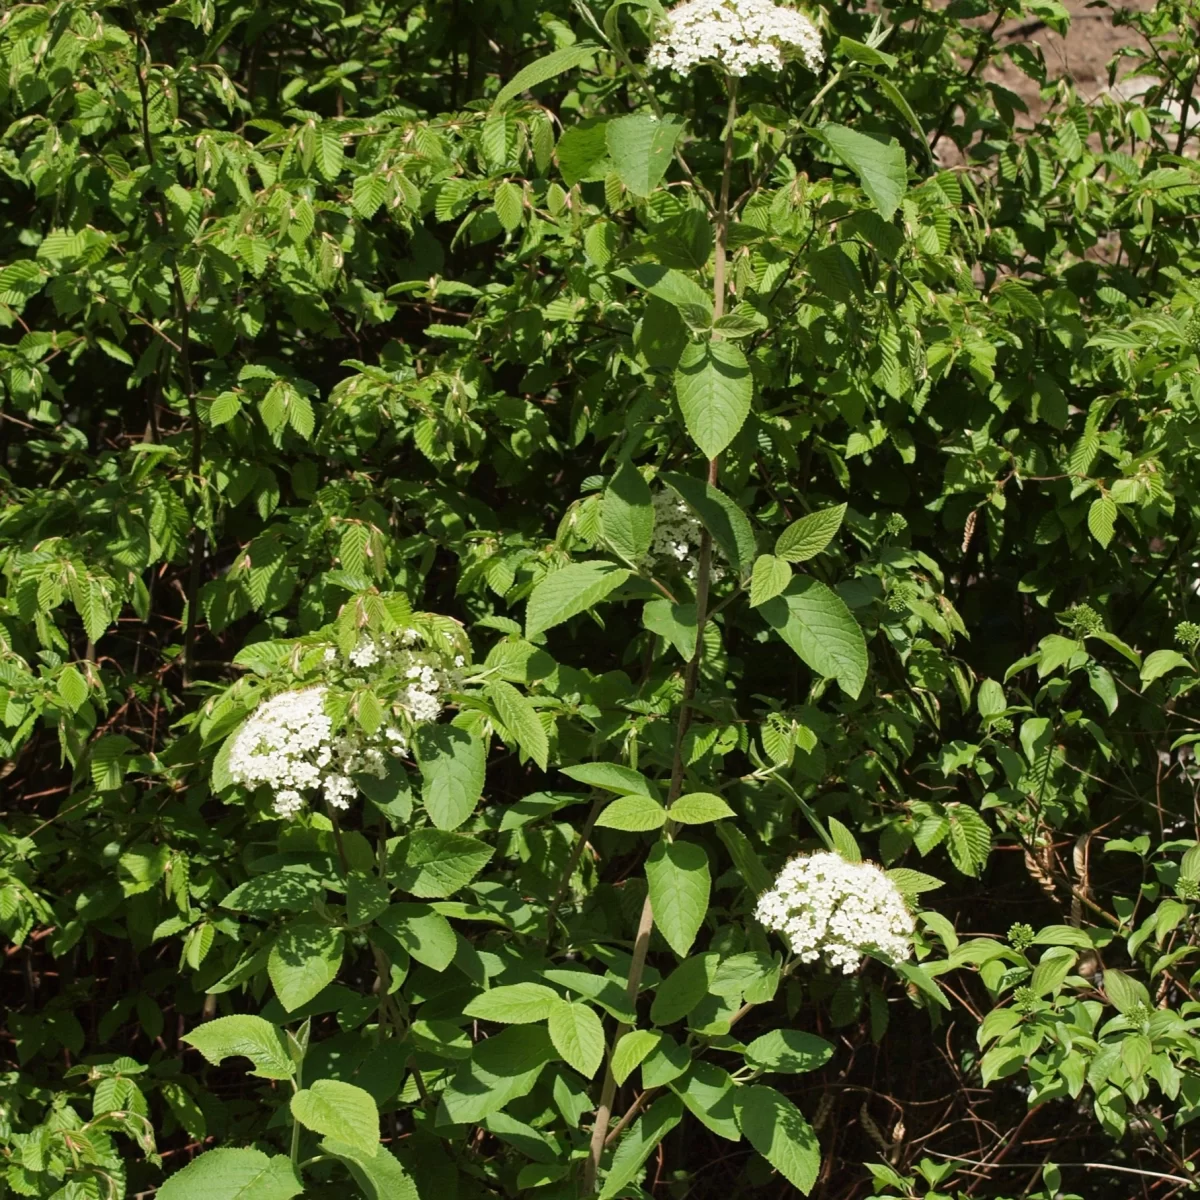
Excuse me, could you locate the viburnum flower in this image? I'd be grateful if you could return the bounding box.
[754,851,914,972]
[647,0,824,78]
[649,490,725,581]
[227,622,461,820]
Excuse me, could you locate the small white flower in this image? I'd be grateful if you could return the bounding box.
[647,0,824,77]
[754,851,914,973]
[349,637,380,668]
[649,491,726,582]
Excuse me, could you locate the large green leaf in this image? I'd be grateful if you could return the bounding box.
[674,341,753,460]
[601,460,654,565]
[819,123,907,220]
[606,113,684,197]
[291,1080,380,1155]
[645,840,710,958]
[525,561,631,638]
[415,725,486,830]
[267,919,344,1012]
[464,982,560,1024]
[660,472,756,576]
[486,680,549,770]
[157,1149,302,1200]
[319,1141,419,1200]
[389,829,494,897]
[758,578,868,698]
[375,903,456,970]
[493,42,599,108]
[547,998,605,1077]
[181,1015,294,1080]
[599,1096,684,1199]
[735,1085,821,1194]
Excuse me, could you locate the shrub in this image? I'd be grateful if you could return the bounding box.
[3,0,1200,1197]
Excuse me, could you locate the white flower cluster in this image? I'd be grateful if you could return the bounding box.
[228,686,399,819]
[647,0,824,78]
[754,852,914,973]
[649,491,725,581]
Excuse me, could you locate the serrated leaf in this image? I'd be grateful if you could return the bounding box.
[749,555,791,607]
[735,1085,820,1194]
[602,460,654,564]
[605,113,684,197]
[375,903,456,970]
[389,829,493,898]
[290,1080,380,1155]
[464,983,560,1024]
[560,761,660,799]
[181,1015,294,1080]
[1088,496,1117,548]
[642,598,699,659]
[594,793,668,831]
[599,1096,684,1200]
[547,999,605,1077]
[774,504,847,563]
[157,1149,302,1200]
[743,1029,834,1074]
[57,665,89,712]
[267,919,344,1012]
[487,680,549,770]
[820,123,907,221]
[674,341,753,460]
[646,840,710,958]
[670,792,734,824]
[415,725,486,830]
[759,578,868,698]
[612,1029,662,1085]
[493,180,524,232]
[525,561,631,638]
[884,868,943,896]
[493,42,599,108]
[828,817,861,862]
[319,1141,418,1200]
[660,472,756,576]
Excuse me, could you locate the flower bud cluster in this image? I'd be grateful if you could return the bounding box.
[647,0,824,78]
[754,851,914,972]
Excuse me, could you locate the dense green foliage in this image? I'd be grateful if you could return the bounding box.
[4,0,1200,1196]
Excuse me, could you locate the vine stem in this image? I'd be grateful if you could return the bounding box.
[582,77,738,1198]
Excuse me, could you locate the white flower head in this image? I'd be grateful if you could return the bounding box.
[649,490,726,582]
[647,0,824,78]
[754,851,914,973]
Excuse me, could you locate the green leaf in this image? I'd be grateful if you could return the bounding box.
[547,999,605,1077]
[439,1026,555,1124]
[389,829,493,897]
[318,1141,419,1200]
[560,761,661,799]
[759,578,869,698]
[670,1062,740,1141]
[464,983,560,1024]
[660,472,756,576]
[290,1080,380,1155]
[415,725,486,830]
[670,792,735,824]
[493,181,524,232]
[674,340,753,460]
[1088,496,1117,548]
[646,840,711,958]
[56,665,89,712]
[486,680,549,770]
[612,1029,662,1085]
[735,1085,821,1194]
[1030,952,1076,996]
[774,504,847,563]
[650,953,718,1025]
[602,460,654,565]
[828,816,861,862]
[1104,967,1150,1014]
[493,42,599,108]
[525,561,631,638]
[375,903,456,971]
[614,263,712,315]
[157,1149,302,1200]
[221,871,320,915]
[595,793,668,831]
[181,1015,294,1081]
[819,123,907,221]
[314,125,345,181]
[599,1096,684,1200]
[345,873,390,927]
[743,1030,834,1074]
[885,868,944,897]
[606,113,684,197]
[267,919,344,1012]
[945,806,991,877]
[749,555,792,607]
[642,598,699,659]
[1141,649,1191,689]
